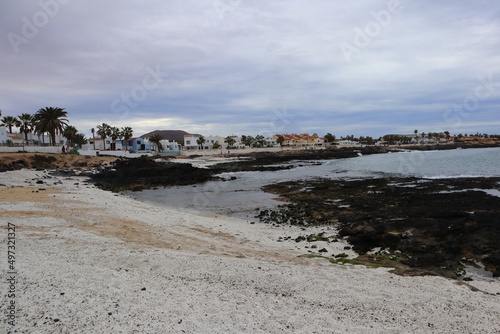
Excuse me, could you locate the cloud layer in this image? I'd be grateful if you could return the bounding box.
[1,0,500,138]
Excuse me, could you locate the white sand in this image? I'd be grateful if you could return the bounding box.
[1,170,499,333]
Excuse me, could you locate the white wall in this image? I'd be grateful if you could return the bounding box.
[78,150,152,158]
[203,135,225,149]
[179,146,320,156]
[0,146,61,154]
[160,140,181,151]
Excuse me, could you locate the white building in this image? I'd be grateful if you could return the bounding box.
[265,137,278,147]
[160,139,181,152]
[0,127,66,146]
[184,134,227,150]
[183,134,201,149]
[337,140,361,147]
[83,138,113,151]
[204,135,225,149]
[225,135,245,149]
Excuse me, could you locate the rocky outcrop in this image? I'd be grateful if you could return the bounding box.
[260,177,500,278]
[90,156,217,192]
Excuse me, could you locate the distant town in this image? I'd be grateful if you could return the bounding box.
[1,107,499,156]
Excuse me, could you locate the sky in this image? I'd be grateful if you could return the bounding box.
[1,0,500,139]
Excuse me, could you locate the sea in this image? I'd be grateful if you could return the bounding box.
[129,147,500,221]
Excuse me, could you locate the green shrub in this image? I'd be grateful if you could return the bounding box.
[69,147,79,155]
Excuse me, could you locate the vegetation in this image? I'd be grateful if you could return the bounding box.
[68,146,80,155]
[1,116,18,133]
[276,135,285,146]
[1,104,499,152]
[90,128,96,149]
[0,107,119,150]
[121,127,133,143]
[224,136,236,149]
[255,135,265,147]
[196,135,206,149]
[73,133,86,148]
[63,125,78,147]
[96,123,111,150]
[17,113,34,143]
[110,127,122,150]
[324,133,336,143]
[148,134,163,154]
[33,107,69,145]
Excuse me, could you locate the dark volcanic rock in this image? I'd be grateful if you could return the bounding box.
[210,147,394,173]
[260,177,500,278]
[90,157,216,191]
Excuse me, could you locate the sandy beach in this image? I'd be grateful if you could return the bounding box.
[1,169,499,333]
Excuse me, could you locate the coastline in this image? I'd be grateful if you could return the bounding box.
[1,169,500,332]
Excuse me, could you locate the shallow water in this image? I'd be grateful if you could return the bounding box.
[129,147,500,220]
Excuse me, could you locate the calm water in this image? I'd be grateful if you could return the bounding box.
[325,147,500,179]
[130,147,500,220]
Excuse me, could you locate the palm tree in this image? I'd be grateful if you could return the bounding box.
[110,127,121,150]
[63,125,78,147]
[73,133,86,148]
[17,113,34,144]
[121,127,133,151]
[196,135,205,150]
[148,134,163,154]
[1,116,18,133]
[255,135,265,147]
[121,127,133,141]
[414,129,418,144]
[90,128,96,150]
[33,107,68,146]
[277,135,285,146]
[324,133,335,143]
[96,123,111,150]
[444,131,450,142]
[224,136,236,148]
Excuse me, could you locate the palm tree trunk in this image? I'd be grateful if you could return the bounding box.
[50,130,56,146]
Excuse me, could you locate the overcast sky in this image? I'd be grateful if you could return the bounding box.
[1,0,500,138]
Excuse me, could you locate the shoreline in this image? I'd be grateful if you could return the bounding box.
[1,169,500,332]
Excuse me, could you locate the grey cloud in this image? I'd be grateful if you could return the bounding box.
[1,0,499,138]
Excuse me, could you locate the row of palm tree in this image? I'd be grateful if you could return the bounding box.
[0,107,137,149]
[239,135,267,148]
[91,123,133,150]
[1,107,72,146]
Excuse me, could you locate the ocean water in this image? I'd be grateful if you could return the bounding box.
[129,147,500,220]
[325,147,500,179]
